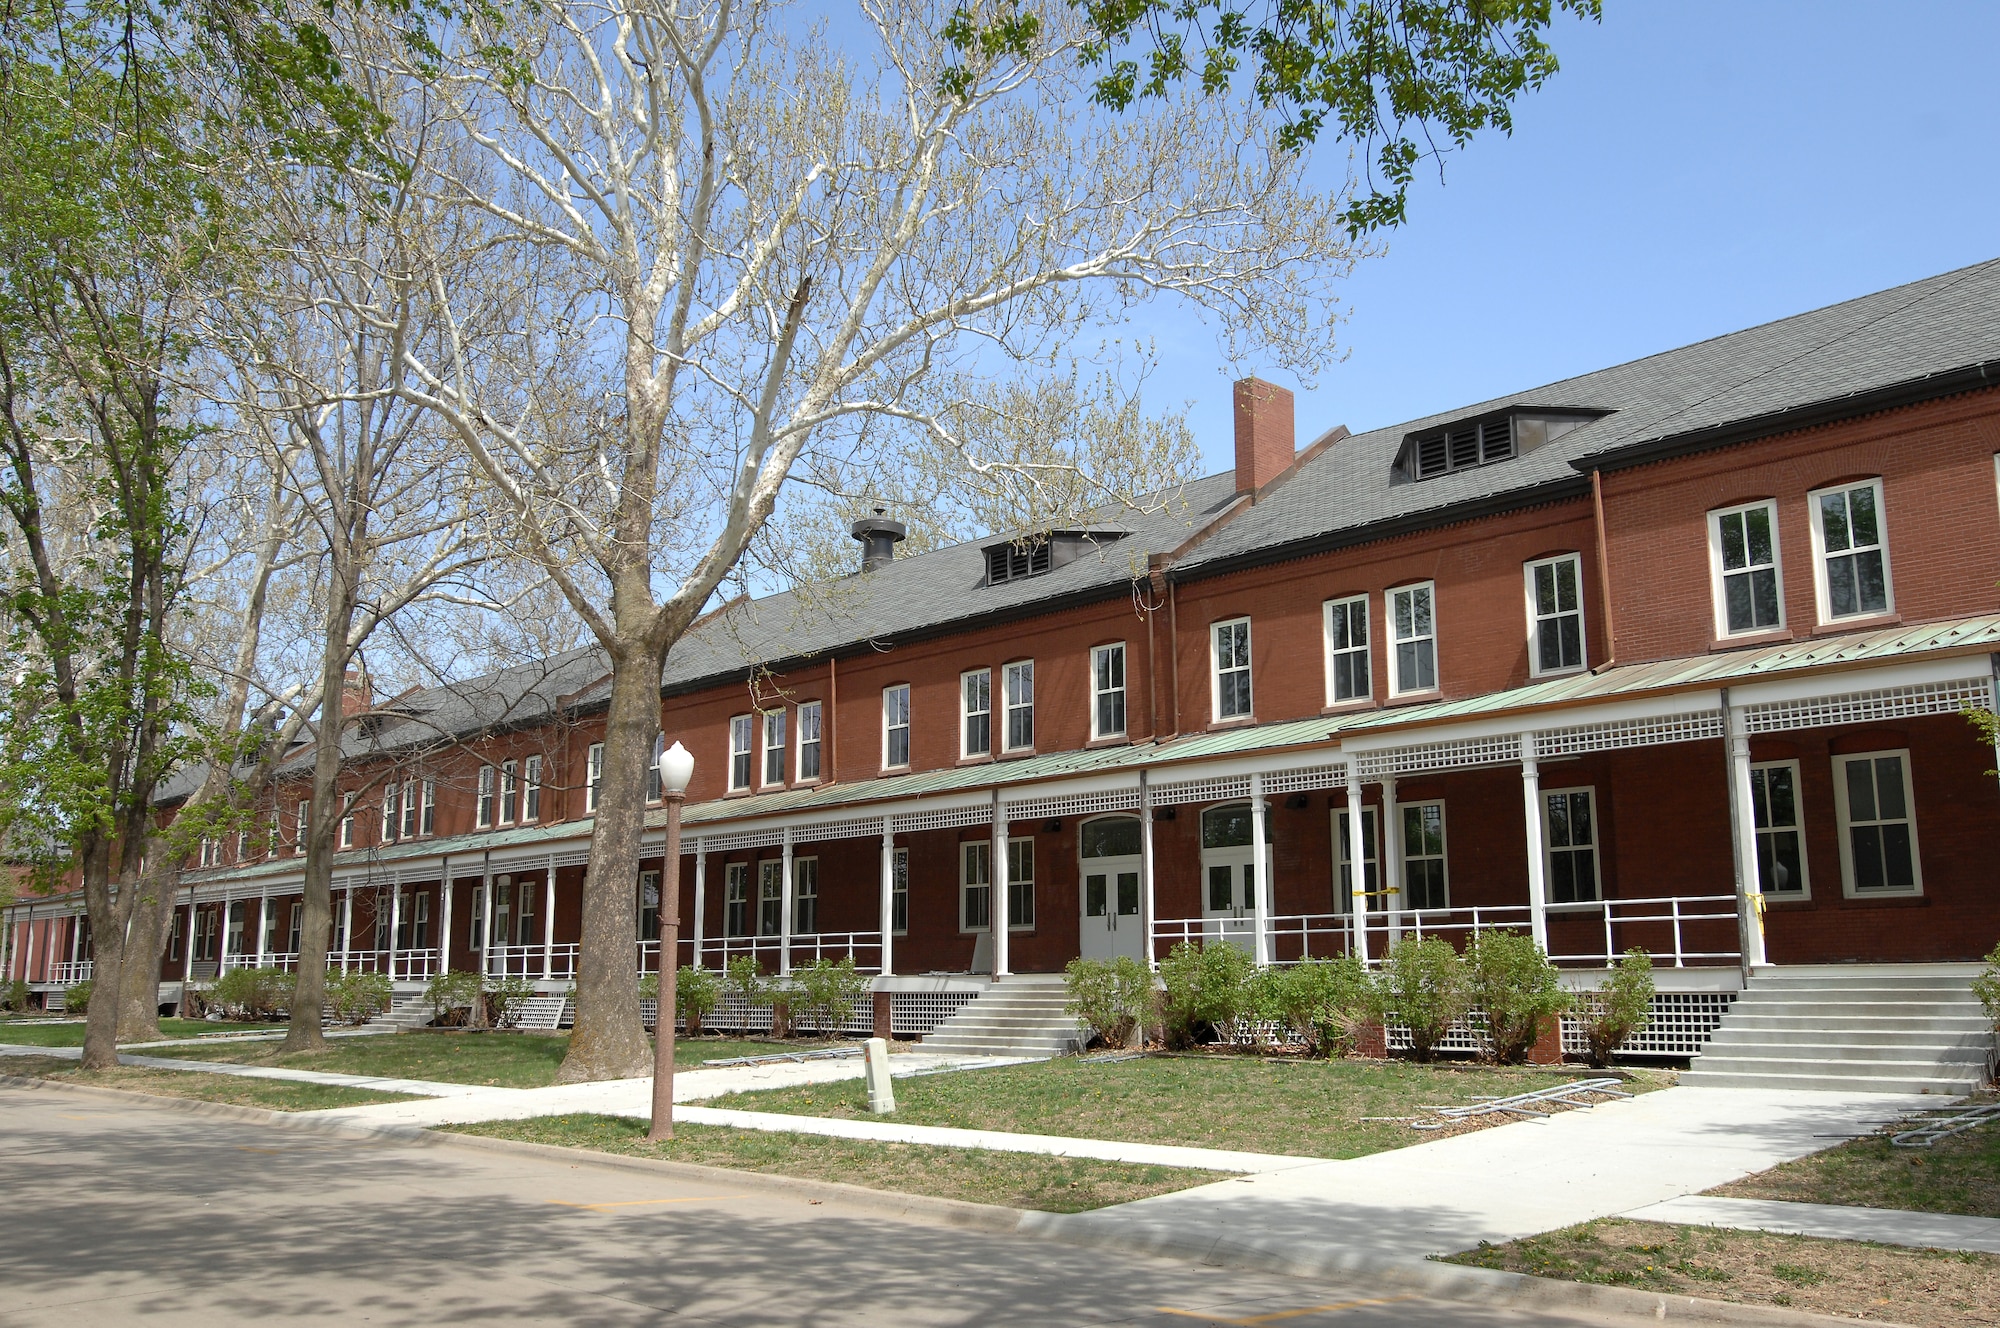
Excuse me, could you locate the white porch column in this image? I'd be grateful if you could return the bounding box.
[479,861,496,978]
[542,865,557,980]
[1520,733,1550,953]
[878,818,895,977]
[1248,772,1270,967]
[1381,776,1402,945]
[254,884,270,967]
[439,857,454,975]
[1138,773,1157,972]
[1344,759,1369,964]
[341,887,355,971]
[181,895,196,982]
[1723,700,1769,968]
[21,905,35,983]
[386,875,402,979]
[992,792,1011,977]
[692,842,707,969]
[779,828,795,976]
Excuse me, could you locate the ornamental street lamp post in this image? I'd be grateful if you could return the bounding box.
[648,741,696,1142]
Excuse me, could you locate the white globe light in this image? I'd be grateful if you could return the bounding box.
[656,740,695,794]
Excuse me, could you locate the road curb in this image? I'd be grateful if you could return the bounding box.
[0,1074,1920,1328]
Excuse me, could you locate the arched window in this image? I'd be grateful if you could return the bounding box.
[1080,815,1142,859]
[1201,802,1271,849]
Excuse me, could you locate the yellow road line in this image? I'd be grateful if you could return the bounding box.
[1155,1295,1416,1325]
[546,1195,748,1213]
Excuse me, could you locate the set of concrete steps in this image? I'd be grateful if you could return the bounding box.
[1683,964,1991,1095]
[918,975,1081,1059]
[366,993,436,1031]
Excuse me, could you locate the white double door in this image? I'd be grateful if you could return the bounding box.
[1201,846,1267,953]
[1079,853,1144,963]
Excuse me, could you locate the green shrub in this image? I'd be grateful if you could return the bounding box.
[1253,955,1374,1058]
[725,954,773,1007]
[1972,942,2000,1030]
[425,970,483,1025]
[1465,930,1569,1064]
[791,957,869,1036]
[1064,955,1152,1049]
[638,972,661,1001]
[325,970,391,1025]
[1574,948,1656,1068]
[64,980,93,1016]
[676,965,721,1027]
[1158,941,1254,1049]
[487,976,537,1029]
[2,977,29,1012]
[1373,935,1467,1062]
[210,967,294,1021]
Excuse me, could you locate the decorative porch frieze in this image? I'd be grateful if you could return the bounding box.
[1738,673,1994,734]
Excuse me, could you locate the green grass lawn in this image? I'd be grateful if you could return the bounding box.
[0,1053,417,1111]
[448,1113,1213,1212]
[1710,1098,2000,1218]
[0,1019,275,1047]
[147,1032,826,1087]
[708,1053,1667,1159]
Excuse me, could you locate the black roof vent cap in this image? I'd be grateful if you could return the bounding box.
[850,508,906,573]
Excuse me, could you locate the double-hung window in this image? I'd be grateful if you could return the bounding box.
[763,710,787,787]
[960,841,991,931]
[638,871,660,942]
[1810,479,1892,622]
[793,857,818,934]
[477,766,496,827]
[286,902,301,954]
[891,848,909,934]
[797,701,822,782]
[1092,643,1126,739]
[961,669,992,757]
[1542,787,1599,904]
[1212,618,1252,721]
[522,756,542,822]
[499,761,517,825]
[295,800,309,855]
[1323,596,1370,705]
[401,779,420,839]
[647,734,664,801]
[338,795,354,849]
[728,716,754,791]
[1833,750,1921,896]
[1003,661,1034,751]
[1526,554,1587,675]
[1334,807,1377,912]
[1007,838,1036,929]
[724,863,750,937]
[420,779,435,835]
[1400,801,1448,910]
[586,743,605,813]
[758,860,783,935]
[1750,760,1808,896]
[380,782,399,842]
[1388,583,1438,695]
[1709,500,1783,636]
[883,685,911,769]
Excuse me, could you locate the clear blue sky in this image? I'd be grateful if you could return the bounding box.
[1156,0,2000,472]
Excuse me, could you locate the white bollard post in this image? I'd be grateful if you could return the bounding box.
[864,1036,896,1115]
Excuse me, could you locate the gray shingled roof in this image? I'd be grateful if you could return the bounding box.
[1176,257,2000,574]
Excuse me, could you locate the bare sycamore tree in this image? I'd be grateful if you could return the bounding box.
[336,0,1356,1081]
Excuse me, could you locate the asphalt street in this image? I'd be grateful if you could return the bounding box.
[0,1084,1659,1327]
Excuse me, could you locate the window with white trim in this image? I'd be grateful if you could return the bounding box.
[587,742,605,812]
[762,710,787,787]
[961,668,991,757]
[960,841,991,932]
[1833,750,1921,896]
[1526,554,1587,676]
[499,760,517,825]
[797,701,822,782]
[380,782,399,842]
[647,733,664,802]
[338,795,354,849]
[1709,500,1783,636]
[638,870,660,942]
[1334,806,1377,913]
[883,685,911,768]
[236,829,250,862]
[1542,787,1599,904]
[286,902,301,954]
[1007,838,1035,930]
[477,766,496,827]
[295,800,308,855]
[1750,760,1808,897]
[1003,661,1034,751]
[1810,479,1892,622]
[522,756,542,822]
[401,779,419,839]
[420,779,435,835]
[724,862,750,937]
[1092,643,1126,739]
[1323,595,1370,705]
[1399,801,1448,909]
[1388,583,1437,695]
[758,860,783,935]
[891,847,909,934]
[1212,618,1252,721]
[728,716,753,790]
[794,856,818,934]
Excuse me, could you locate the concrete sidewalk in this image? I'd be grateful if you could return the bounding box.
[1627,1194,2000,1255]
[1,1043,491,1098]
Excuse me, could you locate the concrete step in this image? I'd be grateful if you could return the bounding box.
[1680,1067,1982,1095]
[1719,999,1982,1021]
[1706,1026,1992,1049]
[1750,963,1983,980]
[1695,1047,1989,1074]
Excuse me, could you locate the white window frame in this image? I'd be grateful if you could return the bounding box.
[1387,582,1439,697]
[891,847,909,936]
[477,765,496,827]
[757,859,784,936]
[762,709,787,788]
[586,742,606,813]
[723,862,751,937]
[380,782,399,842]
[1006,837,1035,931]
[1322,595,1371,706]
[522,755,542,822]
[420,778,435,836]
[401,778,419,839]
[1540,786,1601,905]
[1211,617,1253,722]
[1091,643,1127,740]
[1333,805,1377,913]
[728,715,753,791]
[1749,758,1810,899]
[797,700,822,783]
[959,840,991,933]
[338,795,354,849]
[793,856,818,935]
[295,800,309,855]
[1808,478,1894,625]
[499,760,517,825]
[882,684,911,770]
[1399,799,1449,910]
[961,668,992,758]
[1831,748,1923,898]
[1524,553,1588,677]
[1003,660,1035,752]
[1707,499,1785,638]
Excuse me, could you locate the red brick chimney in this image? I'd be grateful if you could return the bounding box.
[340,668,373,718]
[1232,377,1295,499]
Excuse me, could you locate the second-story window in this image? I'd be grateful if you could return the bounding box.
[500,760,517,824]
[1092,643,1126,739]
[763,709,786,787]
[421,779,435,835]
[883,684,911,769]
[1526,554,1586,676]
[401,778,419,839]
[1323,595,1370,704]
[523,755,542,822]
[339,795,354,849]
[586,742,605,813]
[797,701,822,782]
[648,733,665,801]
[1212,618,1252,721]
[728,715,753,790]
[962,668,991,758]
[1709,500,1783,636]
[295,800,308,855]
[1811,479,1891,622]
[1389,583,1437,696]
[477,766,496,827]
[380,782,399,842]
[1003,661,1034,751]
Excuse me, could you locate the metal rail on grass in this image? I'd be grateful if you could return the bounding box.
[1426,1077,1633,1121]
[1890,1101,2000,1148]
[700,1046,863,1068]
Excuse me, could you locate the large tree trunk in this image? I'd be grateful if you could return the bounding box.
[77,844,127,1071]
[284,589,356,1054]
[114,864,177,1042]
[556,653,659,1083]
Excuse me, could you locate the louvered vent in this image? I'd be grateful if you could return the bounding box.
[985,541,1051,585]
[1411,415,1515,479]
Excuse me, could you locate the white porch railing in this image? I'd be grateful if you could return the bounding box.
[47,961,93,984]
[219,952,304,973]
[1542,895,1741,969]
[695,931,884,974]
[484,943,579,980]
[316,949,439,981]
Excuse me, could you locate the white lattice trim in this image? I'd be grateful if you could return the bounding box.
[1562,991,1736,1057]
[1354,731,1523,781]
[891,803,993,834]
[1537,709,1724,757]
[892,990,979,1035]
[1741,676,1995,734]
[1263,764,1346,795]
[792,815,889,846]
[1152,774,1250,807]
[1003,787,1141,821]
[700,828,785,855]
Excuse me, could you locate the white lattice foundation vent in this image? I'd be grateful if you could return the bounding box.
[892,990,979,1036]
[1561,991,1736,1058]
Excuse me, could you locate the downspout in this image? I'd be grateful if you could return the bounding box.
[1591,469,1619,672]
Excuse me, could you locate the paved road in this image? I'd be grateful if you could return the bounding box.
[0,1086,1656,1327]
